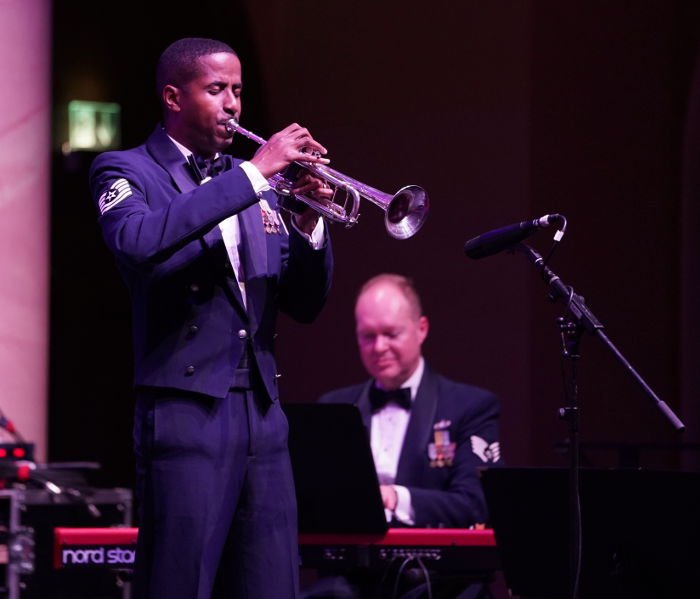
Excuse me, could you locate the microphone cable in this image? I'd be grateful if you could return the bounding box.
[414,556,433,599]
[540,214,568,270]
[392,556,414,599]
[391,554,433,599]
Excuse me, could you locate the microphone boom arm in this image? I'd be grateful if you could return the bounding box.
[515,242,685,431]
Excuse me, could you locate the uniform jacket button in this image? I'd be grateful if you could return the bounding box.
[189,324,199,334]
[185,365,195,375]
[238,329,248,339]
[190,282,200,293]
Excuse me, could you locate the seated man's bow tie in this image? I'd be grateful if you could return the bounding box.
[188,154,226,182]
[369,385,412,413]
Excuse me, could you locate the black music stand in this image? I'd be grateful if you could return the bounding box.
[283,403,388,534]
[480,467,700,599]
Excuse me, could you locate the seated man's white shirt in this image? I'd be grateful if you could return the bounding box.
[371,357,425,525]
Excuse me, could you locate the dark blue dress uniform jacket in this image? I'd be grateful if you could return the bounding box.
[89,126,333,401]
[320,366,501,528]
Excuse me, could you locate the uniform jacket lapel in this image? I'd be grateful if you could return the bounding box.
[239,199,267,281]
[147,129,248,315]
[395,366,439,483]
[146,127,199,194]
[238,195,269,334]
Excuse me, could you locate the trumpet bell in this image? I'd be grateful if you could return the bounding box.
[224,118,430,238]
[385,185,429,240]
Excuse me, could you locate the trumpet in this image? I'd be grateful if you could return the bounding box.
[225,119,429,239]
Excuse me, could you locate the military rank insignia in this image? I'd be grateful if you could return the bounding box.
[428,420,456,468]
[259,198,282,234]
[98,178,132,215]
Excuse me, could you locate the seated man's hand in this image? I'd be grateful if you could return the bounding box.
[380,484,398,511]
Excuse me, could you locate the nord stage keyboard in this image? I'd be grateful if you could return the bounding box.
[54,527,499,576]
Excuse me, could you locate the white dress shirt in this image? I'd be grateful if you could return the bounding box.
[371,357,425,525]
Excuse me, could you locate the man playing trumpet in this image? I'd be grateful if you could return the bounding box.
[89,37,333,599]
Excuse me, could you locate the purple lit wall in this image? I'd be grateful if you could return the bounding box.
[0,1,51,458]
[48,1,700,484]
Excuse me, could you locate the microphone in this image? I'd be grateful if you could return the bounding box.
[464,214,564,259]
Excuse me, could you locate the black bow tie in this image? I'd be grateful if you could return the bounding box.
[368,385,412,413]
[188,154,226,182]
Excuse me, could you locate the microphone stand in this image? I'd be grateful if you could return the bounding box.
[513,242,685,599]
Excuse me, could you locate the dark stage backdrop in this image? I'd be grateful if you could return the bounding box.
[50,1,700,490]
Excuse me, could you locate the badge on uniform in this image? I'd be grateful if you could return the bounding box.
[259,198,282,234]
[428,420,456,468]
[98,178,132,215]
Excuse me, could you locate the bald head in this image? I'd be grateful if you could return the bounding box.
[356,274,423,320]
[354,274,428,389]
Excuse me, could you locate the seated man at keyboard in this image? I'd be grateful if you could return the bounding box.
[308,273,502,598]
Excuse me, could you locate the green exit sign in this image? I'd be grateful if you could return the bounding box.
[68,100,121,151]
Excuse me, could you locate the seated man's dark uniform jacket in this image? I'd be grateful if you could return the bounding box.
[320,365,500,528]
